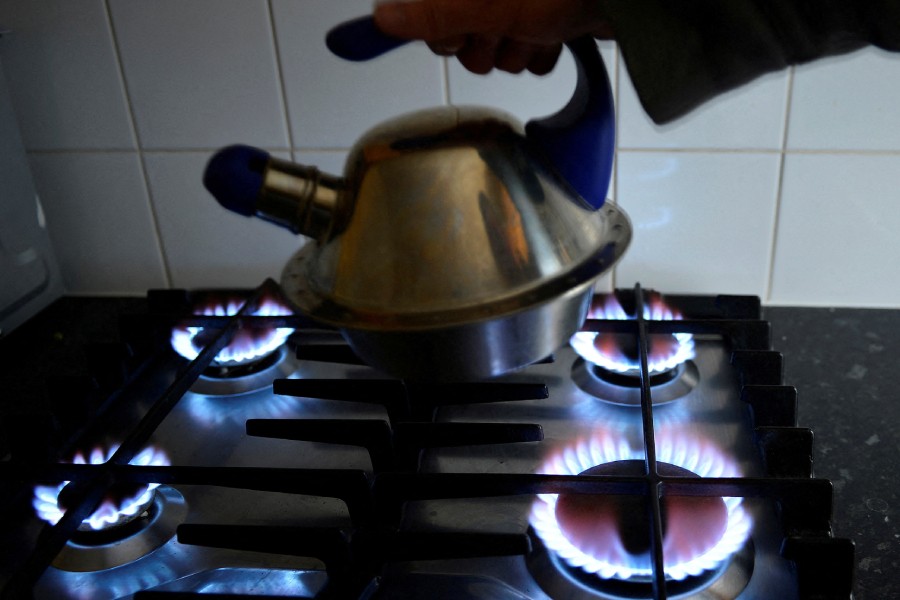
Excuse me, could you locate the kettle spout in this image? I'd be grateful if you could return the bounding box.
[525,37,615,211]
[204,145,344,241]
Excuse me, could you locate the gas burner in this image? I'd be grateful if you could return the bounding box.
[183,373,304,427]
[572,357,699,406]
[552,461,731,567]
[529,430,753,598]
[31,445,186,572]
[52,486,187,573]
[571,331,695,377]
[571,294,696,375]
[189,343,299,397]
[33,446,170,532]
[170,293,295,368]
[528,533,754,600]
[571,292,698,405]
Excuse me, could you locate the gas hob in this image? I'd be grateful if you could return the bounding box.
[0,282,855,599]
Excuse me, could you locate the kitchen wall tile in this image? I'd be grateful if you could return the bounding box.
[27,152,167,293]
[769,154,900,307]
[787,48,900,151]
[593,273,614,294]
[272,0,445,149]
[6,4,899,307]
[447,42,616,125]
[292,150,348,177]
[617,59,789,150]
[614,151,780,295]
[0,0,135,150]
[108,0,288,150]
[144,151,305,289]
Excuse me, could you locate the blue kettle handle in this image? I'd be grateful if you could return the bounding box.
[326,17,614,210]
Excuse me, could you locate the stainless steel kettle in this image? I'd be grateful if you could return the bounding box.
[203,17,631,382]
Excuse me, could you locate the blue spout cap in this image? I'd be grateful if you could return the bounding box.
[203,144,270,217]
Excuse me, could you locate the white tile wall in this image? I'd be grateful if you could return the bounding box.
[617,67,790,150]
[1,1,899,307]
[615,152,780,295]
[770,153,900,306]
[108,0,289,150]
[142,151,302,289]
[0,0,135,150]
[272,0,445,149]
[787,48,900,151]
[28,152,168,293]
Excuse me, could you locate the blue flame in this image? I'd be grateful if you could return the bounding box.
[33,445,170,531]
[530,428,752,581]
[171,296,294,365]
[571,294,695,373]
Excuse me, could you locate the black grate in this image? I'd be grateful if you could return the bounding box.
[0,281,854,599]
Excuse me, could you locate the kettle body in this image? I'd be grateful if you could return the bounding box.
[282,105,630,381]
[203,20,630,382]
[293,105,622,318]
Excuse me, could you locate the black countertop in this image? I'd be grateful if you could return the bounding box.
[765,307,900,600]
[1,298,897,599]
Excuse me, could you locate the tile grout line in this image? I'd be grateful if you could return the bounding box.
[442,56,451,105]
[103,0,174,288]
[266,0,297,154]
[764,65,796,305]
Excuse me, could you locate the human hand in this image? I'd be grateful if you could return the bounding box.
[373,0,613,75]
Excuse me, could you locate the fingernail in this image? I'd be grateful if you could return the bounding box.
[430,36,466,56]
[431,44,462,55]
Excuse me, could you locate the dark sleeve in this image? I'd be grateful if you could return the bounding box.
[603,0,900,124]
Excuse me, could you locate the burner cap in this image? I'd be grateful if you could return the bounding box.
[190,345,298,396]
[572,357,699,406]
[554,461,729,570]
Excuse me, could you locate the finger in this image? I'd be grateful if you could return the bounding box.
[495,40,547,75]
[526,45,563,76]
[427,35,466,56]
[455,35,503,75]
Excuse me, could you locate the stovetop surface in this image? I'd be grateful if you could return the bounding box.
[16,340,784,599]
[1,294,894,599]
[763,306,900,600]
